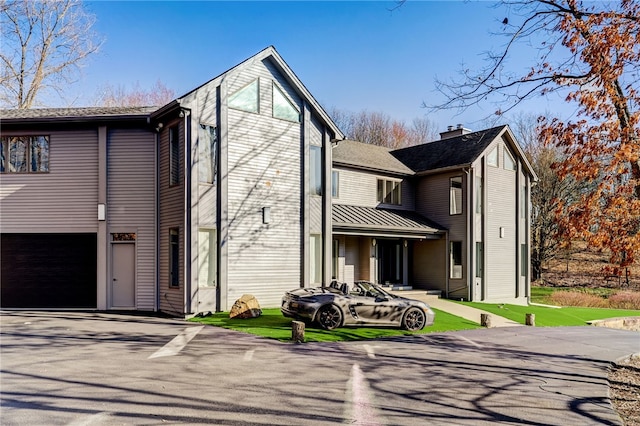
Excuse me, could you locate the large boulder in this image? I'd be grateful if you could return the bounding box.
[229,294,262,319]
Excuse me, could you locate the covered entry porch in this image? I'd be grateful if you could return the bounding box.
[331,205,446,289]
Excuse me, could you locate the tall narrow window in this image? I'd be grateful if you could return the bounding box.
[450,176,463,215]
[450,241,463,279]
[30,136,49,172]
[169,228,180,287]
[0,138,6,172]
[169,126,180,186]
[228,79,259,113]
[521,244,528,278]
[332,239,339,280]
[272,83,300,122]
[198,124,217,184]
[520,183,527,219]
[475,176,483,214]
[310,234,322,284]
[9,137,27,172]
[475,242,484,278]
[198,229,217,288]
[310,146,322,196]
[332,170,339,198]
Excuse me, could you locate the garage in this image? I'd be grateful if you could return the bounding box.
[1,234,97,308]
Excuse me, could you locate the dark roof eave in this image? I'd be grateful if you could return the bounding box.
[0,114,152,126]
[333,160,415,177]
[415,163,472,176]
[149,100,181,121]
[333,224,445,237]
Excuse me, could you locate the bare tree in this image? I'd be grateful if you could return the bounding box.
[430,0,640,274]
[409,116,440,145]
[330,108,439,148]
[0,0,101,109]
[95,80,176,107]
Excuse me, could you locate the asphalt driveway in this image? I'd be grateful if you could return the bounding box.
[1,311,638,425]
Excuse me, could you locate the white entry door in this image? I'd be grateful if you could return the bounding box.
[111,243,135,308]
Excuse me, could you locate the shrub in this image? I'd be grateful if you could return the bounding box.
[549,291,608,308]
[608,291,640,310]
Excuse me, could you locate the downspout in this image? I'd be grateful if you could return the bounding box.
[183,108,193,315]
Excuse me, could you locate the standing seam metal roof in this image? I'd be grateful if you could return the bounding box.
[332,204,445,234]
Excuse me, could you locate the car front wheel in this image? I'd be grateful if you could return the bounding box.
[316,304,343,330]
[402,307,426,331]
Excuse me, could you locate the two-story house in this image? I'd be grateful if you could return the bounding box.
[1,47,341,314]
[332,125,537,304]
[0,47,535,315]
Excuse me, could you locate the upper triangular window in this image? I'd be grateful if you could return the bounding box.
[504,148,516,171]
[272,83,300,122]
[228,79,259,113]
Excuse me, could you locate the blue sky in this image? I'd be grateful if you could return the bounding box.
[73,1,572,130]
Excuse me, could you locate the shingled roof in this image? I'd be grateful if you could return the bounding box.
[0,106,157,122]
[391,125,507,173]
[332,139,414,176]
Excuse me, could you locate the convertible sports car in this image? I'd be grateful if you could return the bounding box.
[281,281,435,331]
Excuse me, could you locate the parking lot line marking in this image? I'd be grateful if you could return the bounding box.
[456,335,483,348]
[345,364,383,426]
[148,326,204,359]
[243,349,255,361]
[362,344,376,359]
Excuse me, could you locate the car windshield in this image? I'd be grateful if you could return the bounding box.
[354,281,394,299]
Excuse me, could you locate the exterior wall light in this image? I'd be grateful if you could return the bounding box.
[98,204,106,221]
[262,207,271,224]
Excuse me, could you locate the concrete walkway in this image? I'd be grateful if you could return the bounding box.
[393,290,523,327]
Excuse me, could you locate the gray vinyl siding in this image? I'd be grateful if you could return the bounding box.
[0,129,99,233]
[415,172,468,294]
[485,145,517,300]
[415,172,467,240]
[159,119,185,314]
[226,108,301,307]
[224,60,304,307]
[107,128,156,310]
[412,239,447,291]
[332,167,414,210]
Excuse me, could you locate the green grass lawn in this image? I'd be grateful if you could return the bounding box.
[189,307,482,342]
[460,301,640,327]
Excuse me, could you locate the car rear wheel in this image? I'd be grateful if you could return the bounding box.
[317,304,343,330]
[402,307,426,331]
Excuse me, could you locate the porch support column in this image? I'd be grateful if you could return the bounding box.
[217,81,229,311]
